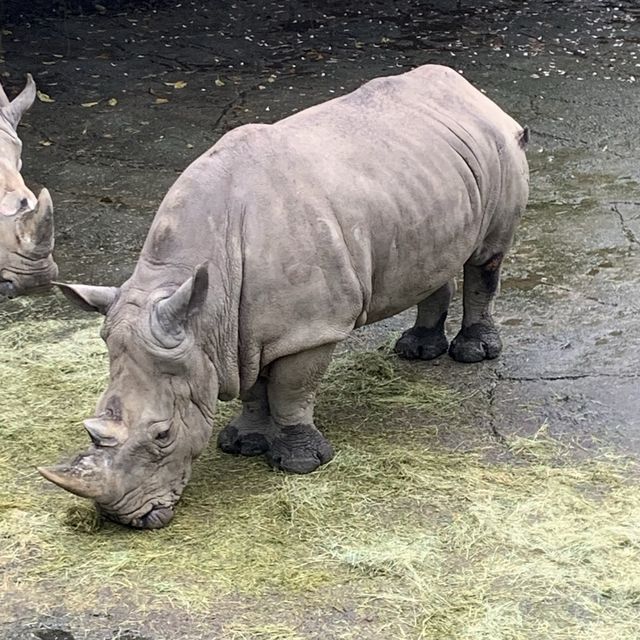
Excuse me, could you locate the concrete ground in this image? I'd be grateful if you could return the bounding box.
[1,0,639,637]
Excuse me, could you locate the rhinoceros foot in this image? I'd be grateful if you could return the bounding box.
[394,326,449,360]
[266,423,334,474]
[449,323,502,363]
[217,424,270,457]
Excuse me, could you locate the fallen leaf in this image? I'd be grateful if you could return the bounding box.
[164,80,187,89]
[37,91,55,103]
[81,101,100,108]
[42,60,58,66]
[107,97,118,106]
[154,97,169,104]
[214,78,225,87]
[39,139,53,146]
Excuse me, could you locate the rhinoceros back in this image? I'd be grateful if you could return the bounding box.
[221,65,527,367]
[139,65,528,378]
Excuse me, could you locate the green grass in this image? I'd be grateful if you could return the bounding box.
[1,296,640,639]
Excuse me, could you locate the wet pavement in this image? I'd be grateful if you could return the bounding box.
[1,0,639,638]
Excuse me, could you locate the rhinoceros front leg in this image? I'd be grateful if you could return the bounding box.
[265,344,336,474]
[217,378,272,456]
[394,280,454,360]
[449,253,504,363]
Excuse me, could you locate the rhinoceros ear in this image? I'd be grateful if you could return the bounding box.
[152,262,209,346]
[55,282,119,315]
[1,73,36,130]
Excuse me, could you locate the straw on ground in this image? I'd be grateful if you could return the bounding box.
[1,296,639,639]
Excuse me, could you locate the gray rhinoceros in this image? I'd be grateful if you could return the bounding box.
[0,74,57,298]
[39,65,529,528]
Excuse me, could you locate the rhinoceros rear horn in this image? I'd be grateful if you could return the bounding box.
[1,73,36,130]
[84,418,127,448]
[38,462,106,500]
[152,262,209,345]
[17,188,55,254]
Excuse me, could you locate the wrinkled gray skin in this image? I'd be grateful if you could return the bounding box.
[40,65,529,529]
[0,74,57,299]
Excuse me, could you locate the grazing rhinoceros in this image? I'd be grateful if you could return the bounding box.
[39,65,529,529]
[0,74,57,299]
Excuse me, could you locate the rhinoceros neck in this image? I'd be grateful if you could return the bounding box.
[131,161,243,400]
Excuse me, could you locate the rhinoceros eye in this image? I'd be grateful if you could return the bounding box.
[150,421,171,443]
[155,428,170,441]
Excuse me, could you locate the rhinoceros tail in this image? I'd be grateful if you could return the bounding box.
[517,126,530,149]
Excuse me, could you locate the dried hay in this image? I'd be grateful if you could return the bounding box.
[1,297,639,639]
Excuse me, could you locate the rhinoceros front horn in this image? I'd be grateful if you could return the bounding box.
[38,460,106,500]
[18,188,55,254]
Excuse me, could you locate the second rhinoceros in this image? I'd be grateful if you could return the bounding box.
[0,74,57,299]
[39,64,529,529]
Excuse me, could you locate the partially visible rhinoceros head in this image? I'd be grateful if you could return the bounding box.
[39,264,218,529]
[0,74,58,298]
[0,187,58,298]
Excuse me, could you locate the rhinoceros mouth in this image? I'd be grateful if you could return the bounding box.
[103,502,176,530]
[0,260,58,298]
[1,278,52,298]
[0,278,17,299]
[133,505,175,529]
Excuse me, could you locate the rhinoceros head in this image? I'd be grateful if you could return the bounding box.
[0,187,58,298]
[39,264,218,529]
[0,75,58,298]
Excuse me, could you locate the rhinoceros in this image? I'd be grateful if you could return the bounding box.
[0,74,57,298]
[39,65,529,528]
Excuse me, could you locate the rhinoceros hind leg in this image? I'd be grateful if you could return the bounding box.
[217,378,271,456]
[395,325,448,360]
[266,424,334,474]
[449,323,502,362]
[394,280,454,360]
[217,425,270,456]
[449,253,504,363]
